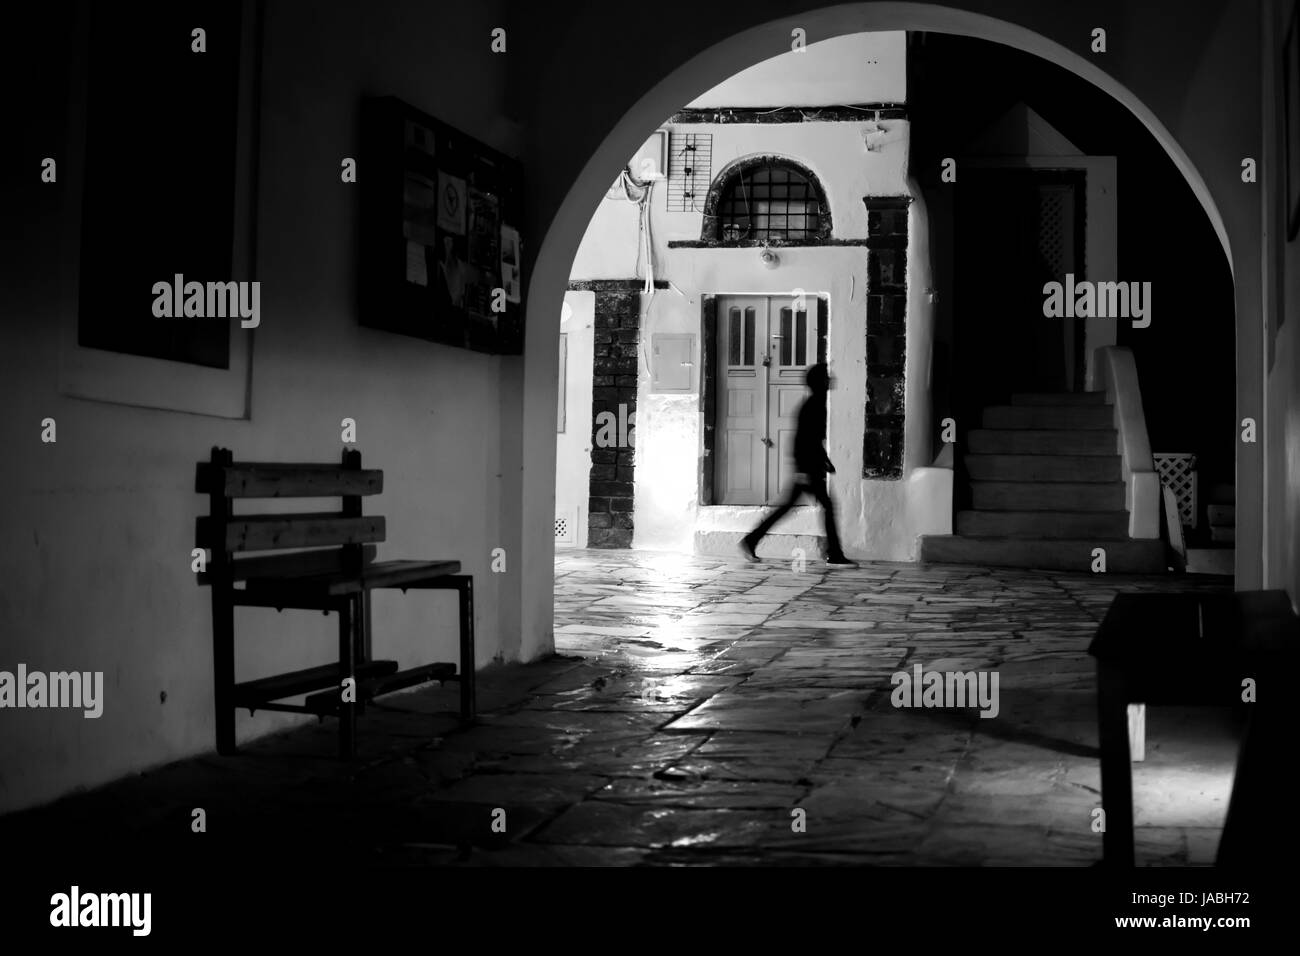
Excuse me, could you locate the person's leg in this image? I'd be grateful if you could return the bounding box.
[810,475,848,561]
[744,481,805,555]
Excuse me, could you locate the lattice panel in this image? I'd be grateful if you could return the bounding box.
[1037,187,1069,278]
[668,132,712,212]
[554,509,578,546]
[1154,453,1198,529]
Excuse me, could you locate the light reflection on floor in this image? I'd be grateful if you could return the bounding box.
[548,548,1238,865]
[0,548,1240,868]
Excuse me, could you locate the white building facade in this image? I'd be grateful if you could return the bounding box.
[557,32,952,560]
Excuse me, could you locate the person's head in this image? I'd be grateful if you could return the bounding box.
[806,363,831,394]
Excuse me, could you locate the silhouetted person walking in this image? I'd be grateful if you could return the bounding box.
[741,363,858,568]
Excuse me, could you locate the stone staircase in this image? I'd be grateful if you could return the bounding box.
[1208,503,1236,545]
[920,391,1166,573]
[1187,484,1235,575]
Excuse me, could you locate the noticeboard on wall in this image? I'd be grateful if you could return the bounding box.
[360,96,525,354]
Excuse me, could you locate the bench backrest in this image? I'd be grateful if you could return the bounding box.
[196,447,384,585]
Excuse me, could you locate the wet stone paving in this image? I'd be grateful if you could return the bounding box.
[4,550,1236,867]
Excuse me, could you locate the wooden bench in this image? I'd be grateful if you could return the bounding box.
[1088,591,1298,866]
[196,446,475,758]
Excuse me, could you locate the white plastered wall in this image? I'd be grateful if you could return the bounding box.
[566,34,940,559]
[555,293,595,547]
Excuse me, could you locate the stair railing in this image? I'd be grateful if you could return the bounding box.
[1095,346,1160,539]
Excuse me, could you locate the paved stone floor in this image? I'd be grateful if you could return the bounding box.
[2,550,1236,867]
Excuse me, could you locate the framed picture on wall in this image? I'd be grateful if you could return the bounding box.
[1286,2,1300,241]
[360,96,526,353]
[60,0,261,419]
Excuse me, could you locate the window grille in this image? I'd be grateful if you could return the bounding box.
[716,163,824,243]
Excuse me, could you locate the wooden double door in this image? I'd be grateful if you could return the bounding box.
[715,295,826,505]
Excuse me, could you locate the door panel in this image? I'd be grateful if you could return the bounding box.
[767,299,819,499]
[772,380,804,497]
[777,389,804,416]
[724,431,758,498]
[727,388,755,417]
[717,297,767,505]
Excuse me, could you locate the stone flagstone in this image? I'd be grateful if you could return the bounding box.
[0,548,1235,868]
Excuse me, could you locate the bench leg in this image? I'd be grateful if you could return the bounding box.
[458,576,476,723]
[338,597,357,759]
[1097,660,1135,867]
[212,592,237,756]
[1128,703,1146,762]
[355,591,372,717]
[360,590,374,664]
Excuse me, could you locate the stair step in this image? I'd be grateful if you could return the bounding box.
[968,429,1117,456]
[1208,483,1235,506]
[1207,504,1236,527]
[983,405,1114,430]
[965,453,1121,483]
[956,510,1130,539]
[1210,526,1237,544]
[971,480,1126,512]
[1186,548,1235,576]
[920,535,1166,573]
[1011,392,1108,406]
[695,530,824,560]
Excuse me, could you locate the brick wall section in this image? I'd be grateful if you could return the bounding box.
[588,290,640,547]
[699,296,718,506]
[863,201,910,479]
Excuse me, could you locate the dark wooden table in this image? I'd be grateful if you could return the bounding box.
[1088,590,1299,866]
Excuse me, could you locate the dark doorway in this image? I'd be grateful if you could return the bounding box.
[953,167,1086,427]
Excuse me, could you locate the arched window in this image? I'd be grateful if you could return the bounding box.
[705,159,831,243]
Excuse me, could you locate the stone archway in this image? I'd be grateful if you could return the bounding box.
[517,3,1243,662]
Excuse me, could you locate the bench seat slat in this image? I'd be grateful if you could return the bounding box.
[232,659,399,708]
[196,462,384,498]
[198,513,386,552]
[243,559,462,597]
[198,545,378,584]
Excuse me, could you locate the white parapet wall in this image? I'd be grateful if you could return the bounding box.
[1096,346,1160,539]
[911,441,954,539]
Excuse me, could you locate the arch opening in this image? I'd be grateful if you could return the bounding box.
[524,2,1242,663]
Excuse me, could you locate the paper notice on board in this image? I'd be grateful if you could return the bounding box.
[500,225,521,304]
[403,172,439,245]
[437,172,468,236]
[404,120,436,159]
[467,189,500,272]
[405,240,428,286]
